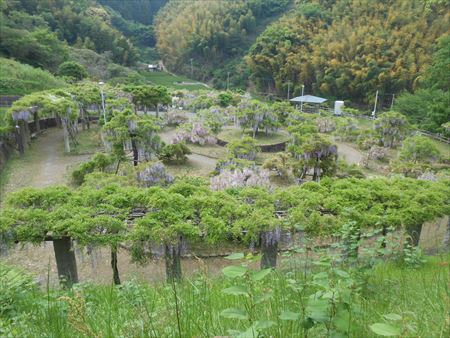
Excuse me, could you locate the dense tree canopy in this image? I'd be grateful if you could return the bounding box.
[246,0,449,104]
[2,177,448,274]
[98,0,166,26]
[0,0,139,68]
[154,0,290,87]
[58,61,88,81]
[0,58,66,95]
[399,136,441,164]
[394,34,450,134]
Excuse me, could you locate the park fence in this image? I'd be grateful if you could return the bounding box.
[416,130,450,145]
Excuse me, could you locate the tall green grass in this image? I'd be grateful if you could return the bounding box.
[0,58,66,96]
[138,71,208,90]
[1,254,448,337]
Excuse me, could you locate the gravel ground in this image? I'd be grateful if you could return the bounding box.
[1,128,90,200]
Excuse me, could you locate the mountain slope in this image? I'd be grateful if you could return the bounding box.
[246,0,449,104]
[98,0,166,25]
[154,0,291,88]
[0,58,66,95]
[0,0,140,69]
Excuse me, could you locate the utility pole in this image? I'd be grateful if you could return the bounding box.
[300,84,305,112]
[99,81,106,124]
[227,72,230,91]
[287,81,291,100]
[372,90,378,118]
[190,58,193,77]
[390,94,395,110]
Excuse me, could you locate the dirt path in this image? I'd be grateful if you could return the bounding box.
[1,128,90,200]
[335,141,364,165]
[160,127,218,174]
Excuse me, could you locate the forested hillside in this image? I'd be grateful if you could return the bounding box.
[98,0,166,25]
[154,0,291,88]
[246,0,449,104]
[0,0,448,131]
[0,0,140,69]
[0,58,66,95]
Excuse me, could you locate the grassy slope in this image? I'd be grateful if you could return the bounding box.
[1,254,448,337]
[138,70,207,90]
[0,58,66,96]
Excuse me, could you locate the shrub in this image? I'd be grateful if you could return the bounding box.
[316,117,336,133]
[210,168,270,190]
[357,132,378,150]
[367,145,388,161]
[58,61,88,81]
[374,111,409,148]
[0,263,37,317]
[262,153,291,178]
[336,117,359,142]
[399,135,441,164]
[342,107,366,117]
[137,162,174,187]
[188,94,215,111]
[158,142,191,164]
[336,160,365,178]
[72,153,115,185]
[226,137,260,161]
[214,157,256,174]
[198,107,228,135]
[166,110,189,126]
[217,91,240,107]
[173,122,217,145]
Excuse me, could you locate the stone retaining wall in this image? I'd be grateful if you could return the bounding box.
[419,215,449,253]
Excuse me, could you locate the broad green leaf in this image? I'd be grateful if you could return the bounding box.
[252,268,272,281]
[254,292,273,304]
[227,329,242,336]
[322,291,334,299]
[383,313,402,321]
[306,299,329,322]
[369,323,401,336]
[335,269,350,278]
[333,310,350,332]
[279,310,300,321]
[330,330,348,338]
[225,252,244,260]
[254,320,275,330]
[313,272,328,280]
[222,265,247,278]
[238,326,256,338]
[222,285,249,296]
[220,308,248,320]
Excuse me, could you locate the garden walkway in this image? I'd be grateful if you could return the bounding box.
[335,141,364,165]
[159,127,217,174]
[0,128,90,201]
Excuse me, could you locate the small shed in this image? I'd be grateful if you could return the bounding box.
[290,95,327,113]
[148,64,160,72]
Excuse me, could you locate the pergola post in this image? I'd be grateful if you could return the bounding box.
[53,237,79,287]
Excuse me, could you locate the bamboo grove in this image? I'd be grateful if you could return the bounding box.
[1,176,448,286]
[154,0,449,108]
